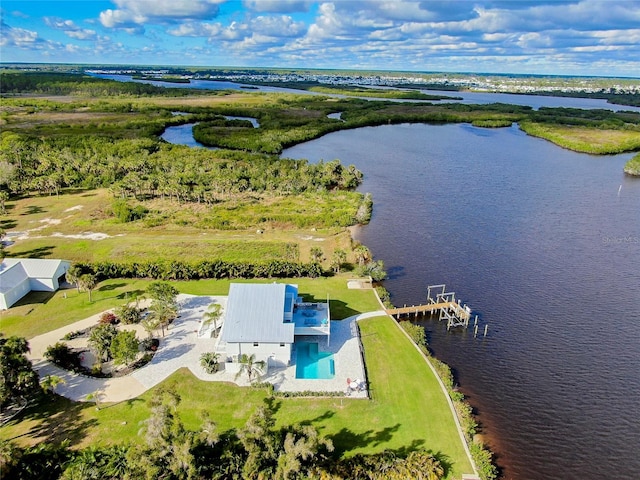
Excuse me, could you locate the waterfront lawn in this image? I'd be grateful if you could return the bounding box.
[175,277,382,320]
[1,316,473,479]
[0,276,380,339]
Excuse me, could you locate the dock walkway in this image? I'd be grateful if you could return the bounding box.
[385,284,474,330]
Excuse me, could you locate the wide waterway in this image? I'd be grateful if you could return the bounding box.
[282,123,640,480]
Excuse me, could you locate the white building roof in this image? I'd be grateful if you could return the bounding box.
[0,261,28,294]
[1,258,69,279]
[221,283,296,344]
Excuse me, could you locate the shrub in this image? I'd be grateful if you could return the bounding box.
[62,329,86,340]
[44,342,83,372]
[200,352,220,374]
[110,330,139,367]
[355,260,387,282]
[114,304,141,324]
[470,442,499,480]
[112,199,148,223]
[399,321,427,348]
[99,312,118,325]
[140,338,159,351]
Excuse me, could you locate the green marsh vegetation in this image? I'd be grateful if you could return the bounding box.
[624,152,640,175]
[519,107,640,154]
[241,79,463,100]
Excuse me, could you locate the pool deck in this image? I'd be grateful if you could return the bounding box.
[260,311,374,398]
[27,294,384,402]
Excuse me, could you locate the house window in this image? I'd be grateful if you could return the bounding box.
[253,342,259,347]
[280,343,285,347]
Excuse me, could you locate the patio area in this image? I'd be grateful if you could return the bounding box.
[257,315,368,397]
[28,294,383,402]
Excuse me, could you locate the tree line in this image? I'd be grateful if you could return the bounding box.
[1,387,448,480]
[0,72,208,97]
[0,133,362,202]
[72,259,325,281]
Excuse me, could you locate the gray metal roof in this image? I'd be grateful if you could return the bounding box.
[221,283,295,344]
[1,258,69,279]
[0,262,28,294]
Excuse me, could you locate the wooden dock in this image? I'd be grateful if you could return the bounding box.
[385,284,477,331]
[386,301,471,321]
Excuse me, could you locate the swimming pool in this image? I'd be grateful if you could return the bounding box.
[295,341,335,379]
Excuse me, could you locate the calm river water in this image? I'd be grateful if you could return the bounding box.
[283,123,640,480]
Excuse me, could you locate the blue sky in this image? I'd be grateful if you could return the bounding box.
[1,1,639,76]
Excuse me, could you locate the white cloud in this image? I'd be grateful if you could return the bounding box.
[243,0,312,13]
[0,22,41,48]
[250,15,307,37]
[99,0,225,32]
[168,22,223,37]
[170,14,305,44]
[44,17,97,40]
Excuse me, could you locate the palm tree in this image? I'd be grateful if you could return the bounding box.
[331,249,347,274]
[0,335,39,407]
[235,354,266,383]
[61,446,104,479]
[77,273,97,302]
[40,375,65,394]
[202,303,222,337]
[141,317,158,339]
[102,445,130,479]
[353,244,371,266]
[66,264,83,293]
[85,390,102,410]
[148,300,178,337]
[200,352,221,374]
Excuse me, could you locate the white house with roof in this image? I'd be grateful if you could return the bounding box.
[219,282,330,371]
[0,258,71,309]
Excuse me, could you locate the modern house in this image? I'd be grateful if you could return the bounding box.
[0,258,71,309]
[219,282,330,371]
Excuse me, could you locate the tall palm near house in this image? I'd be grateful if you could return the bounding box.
[235,354,266,383]
[78,273,97,302]
[203,303,222,337]
[148,300,178,337]
[66,263,83,293]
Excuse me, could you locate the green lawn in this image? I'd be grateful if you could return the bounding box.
[0,276,380,339]
[0,279,153,339]
[1,276,472,477]
[1,316,473,478]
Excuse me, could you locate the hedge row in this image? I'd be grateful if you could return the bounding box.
[74,259,324,281]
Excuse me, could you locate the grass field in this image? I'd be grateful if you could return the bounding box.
[2,189,355,265]
[0,314,474,479]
